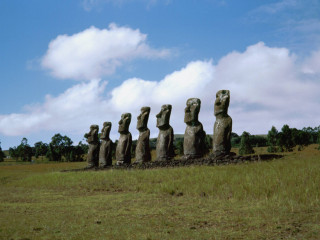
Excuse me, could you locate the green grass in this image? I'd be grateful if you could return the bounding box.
[0,145,320,239]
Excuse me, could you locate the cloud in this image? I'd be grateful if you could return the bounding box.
[1,42,320,145]
[301,49,320,75]
[41,23,170,80]
[0,80,110,136]
[246,0,320,67]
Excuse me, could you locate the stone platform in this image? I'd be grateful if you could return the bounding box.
[62,153,283,172]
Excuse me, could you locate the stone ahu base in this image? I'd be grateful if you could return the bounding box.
[62,153,283,172]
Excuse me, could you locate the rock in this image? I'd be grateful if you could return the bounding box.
[156,105,174,161]
[183,98,206,159]
[85,124,99,168]
[135,107,151,163]
[212,90,232,157]
[99,122,113,167]
[116,113,132,165]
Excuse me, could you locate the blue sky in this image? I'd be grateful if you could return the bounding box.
[1,0,320,149]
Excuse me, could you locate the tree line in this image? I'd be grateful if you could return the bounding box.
[6,134,88,162]
[1,124,319,162]
[236,124,320,155]
[266,125,320,153]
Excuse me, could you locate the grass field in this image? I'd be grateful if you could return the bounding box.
[0,145,320,240]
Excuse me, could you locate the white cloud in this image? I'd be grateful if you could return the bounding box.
[1,42,320,145]
[41,24,170,80]
[0,80,110,136]
[302,49,320,75]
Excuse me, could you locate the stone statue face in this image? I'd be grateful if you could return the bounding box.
[118,113,131,134]
[184,98,201,125]
[156,104,172,129]
[90,124,99,134]
[101,122,111,139]
[87,124,99,143]
[137,107,150,131]
[214,90,230,116]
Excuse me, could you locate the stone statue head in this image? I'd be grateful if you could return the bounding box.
[101,122,112,140]
[137,107,150,131]
[156,104,172,129]
[90,124,99,134]
[214,90,230,117]
[87,124,99,143]
[184,98,201,125]
[118,113,131,134]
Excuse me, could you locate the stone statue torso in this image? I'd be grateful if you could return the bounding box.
[135,129,151,163]
[156,126,174,161]
[212,115,232,154]
[116,132,132,164]
[99,139,113,167]
[184,123,205,157]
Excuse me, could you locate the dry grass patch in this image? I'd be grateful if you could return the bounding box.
[0,145,319,239]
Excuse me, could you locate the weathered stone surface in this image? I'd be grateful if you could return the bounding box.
[116,113,132,165]
[183,98,206,159]
[212,90,232,157]
[85,124,99,168]
[99,122,113,167]
[156,104,174,161]
[135,107,151,163]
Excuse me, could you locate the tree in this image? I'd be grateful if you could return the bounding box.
[47,134,73,161]
[17,137,33,161]
[174,138,184,156]
[249,135,267,147]
[34,141,49,159]
[278,124,294,152]
[78,140,89,154]
[149,138,157,150]
[231,132,241,147]
[68,142,86,162]
[203,135,212,155]
[0,141,5,162]
[131,140,137,158]
[239,131,254,155]
[267,126,278,153]
[302,126,318,144]
[9,147,19,160]
[291,128,310,150]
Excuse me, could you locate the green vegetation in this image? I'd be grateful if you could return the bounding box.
[239,131,254,155]
[0,145,320,239]
[267,126,278,153]
[231,132,267,148]
[5,124,319,163]
[267,125,320,153]
[8,134,88,162]
[0,141,5,162]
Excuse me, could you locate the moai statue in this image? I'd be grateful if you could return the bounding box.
[85,124,99,168]
[135,107,151,163]
[156,104,174,161]
[212,90,232,157]
[183,98,206,159]
[116,113,132,165]
[99,122,113,168]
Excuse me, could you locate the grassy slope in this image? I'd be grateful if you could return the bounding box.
[0,145,320,240]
